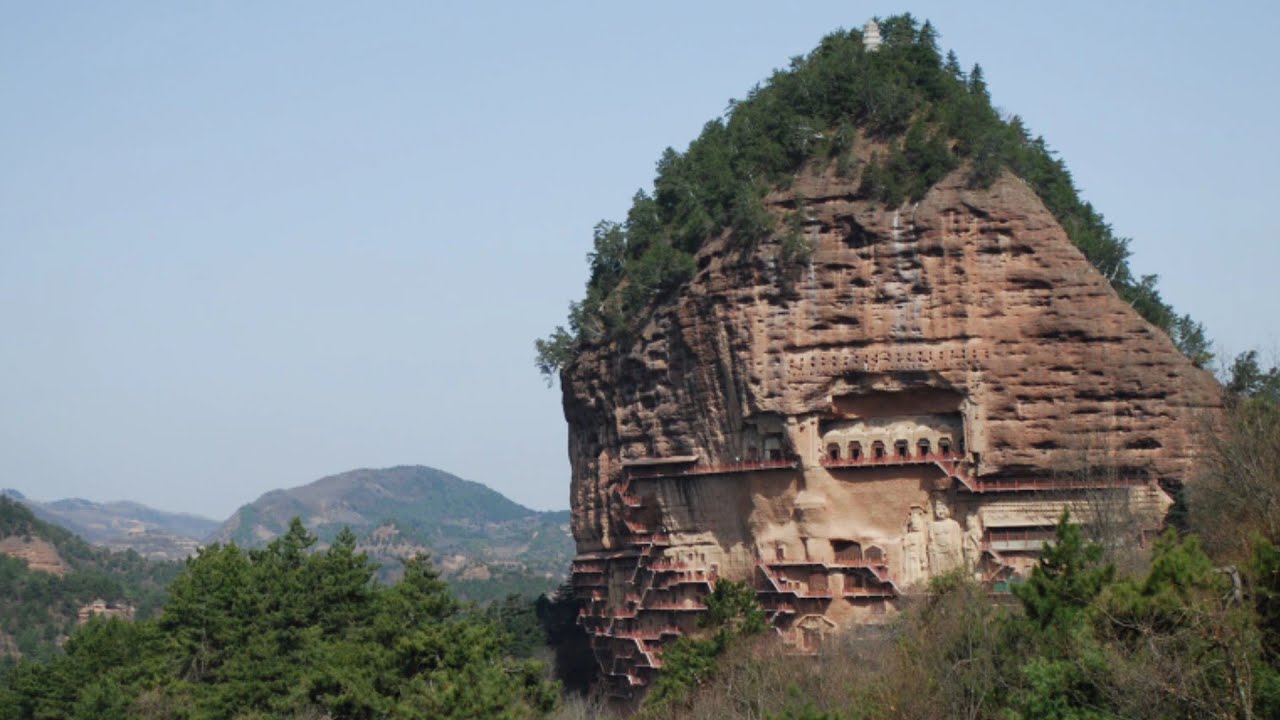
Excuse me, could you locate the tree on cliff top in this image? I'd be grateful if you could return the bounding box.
[536,14,1209,383]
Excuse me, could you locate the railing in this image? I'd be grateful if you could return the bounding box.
[823,451,1143,495]
[984,528,1058,543]
[625,458,798,480]
[843,585,897,598]
[768,558,889,570]
[756,568,834,599]
[983,528,1057,552]
[823,452,982,493]
[638,532,672,546]
[653,571,713,590]
[644,601,707,611]
[653,577,705,591]
[763,604,796,615]
[829,558,890,569]
[610,626,681,640]
[758,561,899,600]
[821,450,960,468]
[972,477,1141,493]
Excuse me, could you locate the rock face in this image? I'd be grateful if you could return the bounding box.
[0,536,68,576]
[561,168,1222,694]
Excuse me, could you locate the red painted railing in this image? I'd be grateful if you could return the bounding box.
[984,528,1058,544]
[610,626,681,640]
[768,558,889,570]
[821,450,960,468]
[829,558,890,569]
[644,601,706,611]
[625,458,798,480]
[758,560,899,599]
[653,570,713,589]
[843,586,897,598]
[824,451,1142,494]
[971,477,1141,493]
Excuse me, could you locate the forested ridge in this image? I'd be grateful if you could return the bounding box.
[0,519,558,720]
[0,497,179,668]
[537,14,1211,379]
[212,466,574,603]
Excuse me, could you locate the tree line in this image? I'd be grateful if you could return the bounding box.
[0,520,557,720]
[537,14,1210,382]
[0,498,179,669]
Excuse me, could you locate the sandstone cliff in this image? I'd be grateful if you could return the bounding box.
[0,535,68,576]
[562,166,1222,694]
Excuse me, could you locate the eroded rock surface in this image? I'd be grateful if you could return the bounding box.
[0,536,68,576]
[561,168,1221,695]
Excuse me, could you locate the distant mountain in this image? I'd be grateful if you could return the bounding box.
[211,466,573,601]
[0,489,217,561]
[0,496,179,662]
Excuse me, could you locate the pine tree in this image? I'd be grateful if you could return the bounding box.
[968,63,988,99]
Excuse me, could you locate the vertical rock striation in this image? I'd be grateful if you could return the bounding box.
[561,167,1221,695]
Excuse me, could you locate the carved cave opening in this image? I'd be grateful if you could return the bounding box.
[833,539,863,563]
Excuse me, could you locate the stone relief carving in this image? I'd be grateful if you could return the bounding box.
[927,496,965,576]
[963,513,985,576]
[901,506,929,587]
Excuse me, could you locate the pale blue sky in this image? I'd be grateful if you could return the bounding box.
[2,2,1277,519]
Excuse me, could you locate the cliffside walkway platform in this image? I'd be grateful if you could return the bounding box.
[623,458,799,480]
[821,452,1144,494]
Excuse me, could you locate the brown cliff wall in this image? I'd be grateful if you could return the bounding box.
[0,535,68,577]
[562,167,1221,694]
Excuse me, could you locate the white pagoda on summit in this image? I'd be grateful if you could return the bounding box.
[863,19,883,52]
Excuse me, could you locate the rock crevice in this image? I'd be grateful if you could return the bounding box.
[562,169,1221,695]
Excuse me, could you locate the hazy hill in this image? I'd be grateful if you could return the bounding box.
[211,465,573,601]
[0,496,180,663]
[0,489,216,561]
